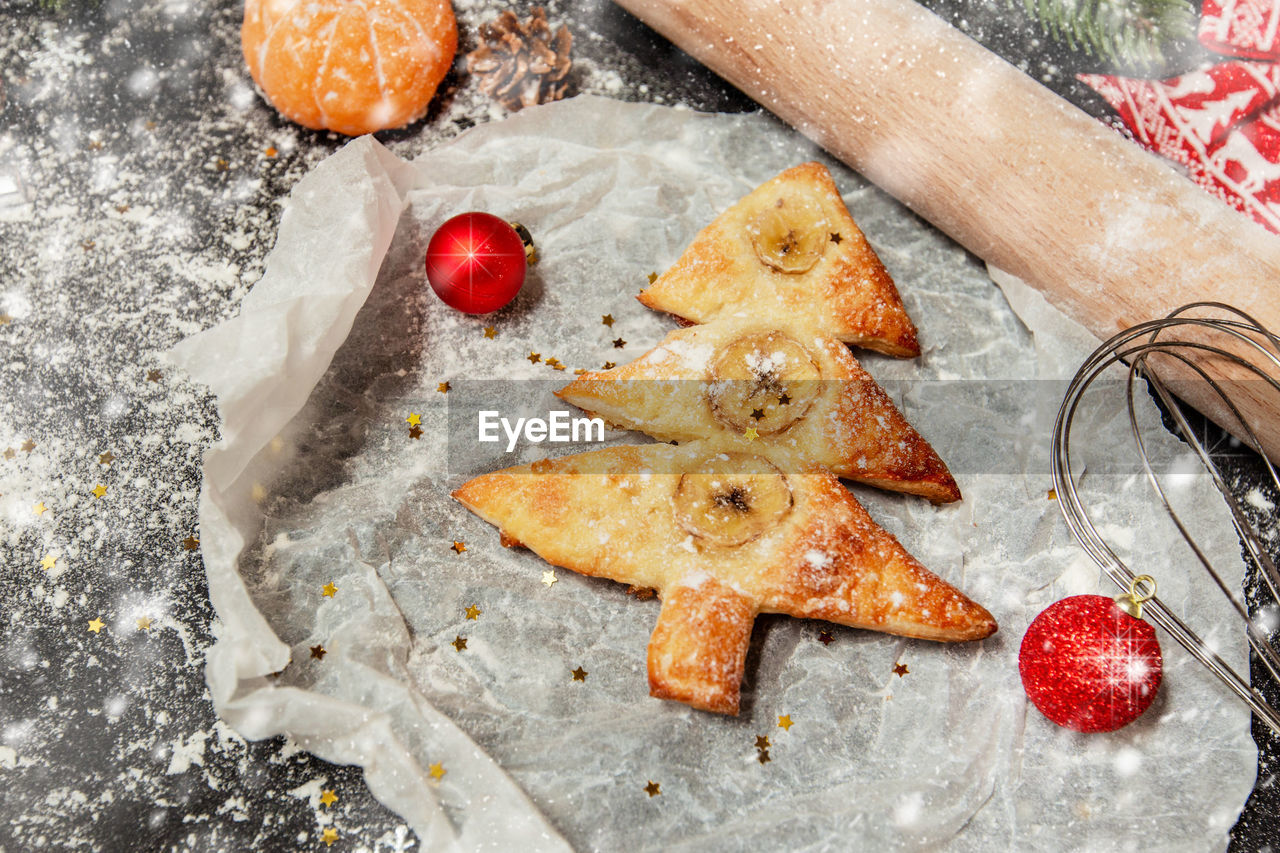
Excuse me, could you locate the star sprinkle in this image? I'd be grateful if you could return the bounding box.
[3,448,13,459]
[408,426,423,440]
[21,440,36,452]
[146,369,162,382]
[310,644,327,660]
[778,392,792,405]
[644,780,661,797]
[40,554,56,571]
[451,541,467,554]
[612,338,626,349]
[215,158,229,172]
[33,502,47,516]
[527,352,541,364]
[545,357,562,369]
[571,666,588,681]
[817,630,834,646]
[319,789,338,808]
[438,381,451,394]
[98,451,115,465]
[830,232,843,244]
[601,361,615,370]
[602,314,614,327]
[81,240,95,251]
[0,314,10,326]
[777,714,793,731]
[541,570,558,587]
[264,146,278,158]
[182,535,199,551]
[647,272,658,285]
[406,413,421,427]
[758,749,771,764]
[552,362,566,372]
[429,762,446,780]
[483,326,497,339]
[465,605,481,620]
[321,828,338,847]
[88,618,105,634]
[743,427,759,442]
[452,636,467,652]
[750,408,765,421]
[1047,488,1058,501]
[893,662,909,677]
[136,617,152,631]
[322,582,338,598]
[755,735,771,750]
[92,484,107,499]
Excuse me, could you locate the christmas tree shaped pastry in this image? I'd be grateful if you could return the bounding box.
[638,161,920,357]
[452,441,996,715]
[556,316,960,503]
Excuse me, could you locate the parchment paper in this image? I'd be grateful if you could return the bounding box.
[169,95,1257,851]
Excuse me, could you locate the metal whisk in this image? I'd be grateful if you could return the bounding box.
[1051,302,1280,735]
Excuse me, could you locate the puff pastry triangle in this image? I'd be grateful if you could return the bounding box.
[557,317,960,503]
[637,162,920,357]
[452,441,996,714]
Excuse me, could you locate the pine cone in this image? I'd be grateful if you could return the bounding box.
[466,7,572,111]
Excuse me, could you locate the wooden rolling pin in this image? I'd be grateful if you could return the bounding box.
[614,0,1280,459]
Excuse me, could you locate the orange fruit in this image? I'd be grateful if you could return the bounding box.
[242,0,457,136]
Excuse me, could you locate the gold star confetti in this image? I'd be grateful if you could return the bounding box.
[647,272,658,284]
[145,120,157,131]
[571,666,587,682]
[451,541,467,554]
[41,554,56,571]
[321,828,338,846]
[778,714,793,731]
[452,636,467,652]
[215,157,229,171]
[743,427,759,442]
[182,535,199,551]
[817,630,834,646]
[88,139,105,151]
[408,425,423,440]
[3,447,14,459]
[1047,488,1058,501]
[81,240,95,251]
[893,662,909,677]
[527,352,541,364]
[146,369,162,382]
[601,361,615,370]
[115,204,129,214]
[483,326,497,339]
[136,617,152,631]
[92,484,107,499]
[644,780,661,797]
[541,570,557,587]
[573,368,587,375]
[99,451,115,465]
[264,145,278,158]
[552,362,566,371]
[758,749,771,764]
[465,605,481,620]
[755,735,771,750]
[319,789,338,807]
[33,502,47,516]
[750,408,765,421]
[0,314,11,326]
[438,381,451,394]
[602,314,614,327]
[406,413,421,427]
[322,582,338,598]
[830,232,843,244]
[88,617,105,634]
[21,440,36,453]
[778,392,792,405]
[310,644,326,660]
[612,337,626,348]
[545,357,561,369]
[429,762,446,780]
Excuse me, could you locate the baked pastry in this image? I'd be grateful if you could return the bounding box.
[556,317,961,503]
[452,441,997,714]
[637,162,920,357]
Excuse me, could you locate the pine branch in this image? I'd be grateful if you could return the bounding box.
[1013,0,1197,68]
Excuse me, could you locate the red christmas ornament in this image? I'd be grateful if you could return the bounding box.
[1019,581,1163,733]
[425,212,533,314]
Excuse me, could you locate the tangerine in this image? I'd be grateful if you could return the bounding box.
[242,0,457,136]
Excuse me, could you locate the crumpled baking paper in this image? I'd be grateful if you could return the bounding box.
[169,95,1258,851]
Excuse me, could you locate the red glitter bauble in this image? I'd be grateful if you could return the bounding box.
[425,212,527,314]
[1018,595,1162,733]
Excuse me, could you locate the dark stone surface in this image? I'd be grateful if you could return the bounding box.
[0,0,1273,849]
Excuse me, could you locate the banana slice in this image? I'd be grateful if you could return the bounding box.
[673,452,793,547]
[748,193,829,274]
[706,331,821,435]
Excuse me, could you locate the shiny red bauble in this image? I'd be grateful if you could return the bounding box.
[1018,595,1163,733]
[425,212,527,314]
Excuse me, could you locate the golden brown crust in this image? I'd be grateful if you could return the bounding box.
[555,317,960,503]
[451,441,995,713]
[647,576,756,714]
[637,162,920,357]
